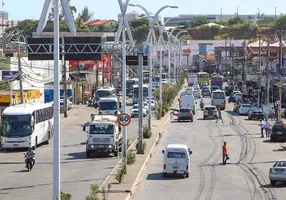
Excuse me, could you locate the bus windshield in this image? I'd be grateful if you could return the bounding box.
[1,115,33,138]
[213,92,225,99]
[99,102,117,110]
[96,90,114,98]
[133,87,149,98]
[199,73,209,78]
[126,80,135,91]
[89,124,114,134]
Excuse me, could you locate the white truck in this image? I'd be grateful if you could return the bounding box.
[187,73,198,87]
[98,97,120,115]
[83,114,122,157]
[180,93,196,115]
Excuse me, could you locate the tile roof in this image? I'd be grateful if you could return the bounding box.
[83,20,99,26]
[88,20,114,26]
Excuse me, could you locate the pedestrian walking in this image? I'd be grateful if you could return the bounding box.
[216,108,224,123]
[258,119,264,137]
[222,142,228,165]
[264,117,271,137]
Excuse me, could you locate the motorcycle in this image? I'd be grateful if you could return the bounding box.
[24,154,35,172]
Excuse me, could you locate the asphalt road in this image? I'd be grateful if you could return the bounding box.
[0,99,147,200]
[132,97,286,200]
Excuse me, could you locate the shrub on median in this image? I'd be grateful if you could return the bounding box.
[115,164,126,183]
[143,125,152,139]
[136,141,147,154]
[127,150,136,164]
[61,192,72,200]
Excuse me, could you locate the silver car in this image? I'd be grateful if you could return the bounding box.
[202,88,211,97]
[269,159,286,186]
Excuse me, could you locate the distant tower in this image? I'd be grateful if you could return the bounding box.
[2,0,4,8]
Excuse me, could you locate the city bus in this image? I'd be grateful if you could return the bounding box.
[132,84,149,104]
[1,103,54,149]
[197,72,210,86]
[126,78,139,95]
[211,90,226,110]
[211,75,223,90]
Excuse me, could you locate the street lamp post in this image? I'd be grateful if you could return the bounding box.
[129,3,178,127]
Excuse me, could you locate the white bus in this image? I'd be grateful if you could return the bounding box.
[132,84,149,104]
[1,103,54,149]
[211,90,226,110]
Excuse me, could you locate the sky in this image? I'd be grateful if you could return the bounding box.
[2,0,286,21]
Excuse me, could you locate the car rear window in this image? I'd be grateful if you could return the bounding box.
[274,161,286,167]
[242,105,251,107]
[272,125,284,132]
[167,152,186,159]
[180,109,191,112]
[205,107,216,111]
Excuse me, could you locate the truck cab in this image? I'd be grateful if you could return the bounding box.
[162,144,192,178]
[83,115,122,157]
[98,97,120,115]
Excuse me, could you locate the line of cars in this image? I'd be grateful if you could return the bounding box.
[131,96,157,118]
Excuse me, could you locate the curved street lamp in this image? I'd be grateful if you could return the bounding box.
[129,3,178,128]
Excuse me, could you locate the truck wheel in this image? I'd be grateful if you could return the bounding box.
[186,173,189,178]
[86,151,91,158]
[163,173,167,177]
[114,151,118,157]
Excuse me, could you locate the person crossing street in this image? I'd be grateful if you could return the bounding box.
[216,108,224,123]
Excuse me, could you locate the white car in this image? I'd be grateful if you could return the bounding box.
[143,102,149,114]
[238,104,251,115]
[146,99,156,110]
[131,104,147,118]
[193,90,200,98]
[193,84,200,91]
[146,96,155,102]
[60,99,73,110]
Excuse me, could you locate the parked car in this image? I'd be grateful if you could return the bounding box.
[131,104,147,118]
[60,99,73,110]
[203,106,218,119]
[270,122,286,143]
[248,107,265,120]
[238,104,252,115]
[269,159,286,186]
[178,108,193,122]
[202,88,211,97]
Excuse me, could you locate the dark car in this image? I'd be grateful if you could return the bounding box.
[224,86,233,96]
[211,85,220,92]
[228,93,236,103]
[248,107,265,120]
[270,122,286,142]
[178,108,193,122]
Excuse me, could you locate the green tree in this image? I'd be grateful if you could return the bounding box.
[49,0,77,21]
[129,18,149,29]
[274,15,286,30]
[178,21,190,28]
[78,6,94,22]
[257,17,275,27]
[190,17,209,28]
[5,19,38,37]
[228,16,245,25]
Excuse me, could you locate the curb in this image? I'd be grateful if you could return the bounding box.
[123,85,186,200]
[124,110,172,200]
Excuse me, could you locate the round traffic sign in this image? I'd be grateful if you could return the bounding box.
[118,113,131,126]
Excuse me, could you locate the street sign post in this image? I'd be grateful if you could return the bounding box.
[118,113,131,126]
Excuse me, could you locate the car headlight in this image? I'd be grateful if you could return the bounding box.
[108,145,112,148]
[2,138,6,142]
[91,145,94,148]
[26,138,30,141]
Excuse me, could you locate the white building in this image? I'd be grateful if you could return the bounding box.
[10,57,64,104]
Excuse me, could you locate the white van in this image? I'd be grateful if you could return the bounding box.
[162,144,192,178]
[180,94,195,115]
[211,90,226,110]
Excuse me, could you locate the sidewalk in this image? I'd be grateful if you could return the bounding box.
[99,83,187,200]
[60,104,92,123]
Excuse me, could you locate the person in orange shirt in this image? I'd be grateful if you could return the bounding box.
[222,142,228,165]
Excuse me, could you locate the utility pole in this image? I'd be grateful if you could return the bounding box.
[62,37,68,118]
[159,44,163,107]
[242,40,247,84]
[148,38,153,129]
[277,30,283,122]
[17,45,24,103]
[137,52,144,154]
[102,55,105,85]
[96,61,99,90]
[266,37,270,105]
